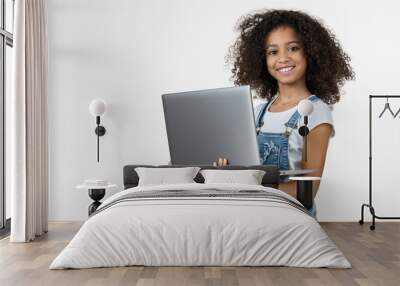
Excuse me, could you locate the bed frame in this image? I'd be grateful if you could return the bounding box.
[123,165,280,190]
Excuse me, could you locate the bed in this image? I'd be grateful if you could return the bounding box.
[50,165,350,269]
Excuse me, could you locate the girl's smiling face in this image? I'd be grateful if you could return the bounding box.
[265,26,307,86]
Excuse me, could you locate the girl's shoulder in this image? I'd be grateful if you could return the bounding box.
[313,96,333,110]
[253,95,279,113]
[309,96,335,136]
[253,101,269,120]
[311,96,334,115]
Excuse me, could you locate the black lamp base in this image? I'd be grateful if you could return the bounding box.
[88,189,105,216]
[95,126,106,136]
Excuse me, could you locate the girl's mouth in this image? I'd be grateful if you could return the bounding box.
[276,66,295,75]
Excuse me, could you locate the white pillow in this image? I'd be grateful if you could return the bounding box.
[135,167,200,186]
[200,169,266,185]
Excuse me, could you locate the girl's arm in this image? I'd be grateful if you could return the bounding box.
[278,123,333,198]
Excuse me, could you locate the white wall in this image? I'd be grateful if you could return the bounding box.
[47,0,400,221]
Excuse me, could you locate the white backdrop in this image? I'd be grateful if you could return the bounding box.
[47,0,400,221]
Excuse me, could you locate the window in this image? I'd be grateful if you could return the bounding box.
[0,0,14,233]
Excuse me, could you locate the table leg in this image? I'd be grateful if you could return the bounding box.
[296,180,313,209]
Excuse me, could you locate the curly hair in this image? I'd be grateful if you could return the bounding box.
[227,9,355,104]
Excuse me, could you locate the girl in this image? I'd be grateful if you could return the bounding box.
[215,9,354,215]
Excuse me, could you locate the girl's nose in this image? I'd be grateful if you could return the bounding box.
[277,56,290,64]
[277,50,290,62]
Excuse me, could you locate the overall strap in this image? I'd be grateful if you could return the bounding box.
[256,102,269,129]
[308,95,319,102]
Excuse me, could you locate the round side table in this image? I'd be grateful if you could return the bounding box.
[76,183,117,216]
[289,176,320,209]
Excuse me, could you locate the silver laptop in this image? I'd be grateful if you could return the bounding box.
[162,86,261,165]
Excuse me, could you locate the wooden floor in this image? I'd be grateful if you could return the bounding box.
[0,222,399,286]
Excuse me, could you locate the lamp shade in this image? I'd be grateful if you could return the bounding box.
[89,99,107,117]
[297,99,314,116]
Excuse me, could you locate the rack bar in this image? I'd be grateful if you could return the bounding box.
[369,95,400,98]
[359,95,400,230]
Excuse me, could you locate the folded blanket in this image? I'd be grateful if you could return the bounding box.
[50,183,350,269]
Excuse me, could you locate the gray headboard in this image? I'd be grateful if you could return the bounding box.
[123,165,280,189]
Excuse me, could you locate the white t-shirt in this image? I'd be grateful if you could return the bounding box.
[254,95,335,170]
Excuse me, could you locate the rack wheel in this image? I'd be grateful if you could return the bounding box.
[370,225,375,231]
[358,220,364,225]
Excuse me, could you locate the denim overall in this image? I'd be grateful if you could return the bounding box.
[255,95,319,217]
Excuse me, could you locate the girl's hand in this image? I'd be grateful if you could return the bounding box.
[213,158,229,167]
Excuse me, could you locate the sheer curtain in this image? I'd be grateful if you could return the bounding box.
[9,0,48,242]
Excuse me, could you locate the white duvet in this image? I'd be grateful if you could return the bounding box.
[50,183,350,269]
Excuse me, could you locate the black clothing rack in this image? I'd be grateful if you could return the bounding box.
[359,95,400,230]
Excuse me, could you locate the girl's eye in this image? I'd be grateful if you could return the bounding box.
[288,46,300,52]
[266,50,277,56]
